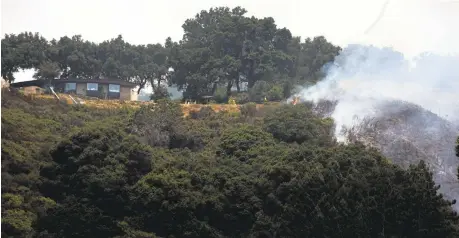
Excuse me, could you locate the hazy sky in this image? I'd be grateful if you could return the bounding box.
[2,0,459,82]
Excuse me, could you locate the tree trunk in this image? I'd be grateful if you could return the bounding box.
[226,80,233,98]
[235,75,241,92]
[211,82,218,95]
[247,61,255,88]
[137,82,145,94]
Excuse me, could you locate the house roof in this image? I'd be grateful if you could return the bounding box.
[10,77,138,88]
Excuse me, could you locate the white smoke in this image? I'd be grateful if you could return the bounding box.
[295,44,459,142]
[293,44,459,209]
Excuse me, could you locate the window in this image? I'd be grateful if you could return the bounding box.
[87,83,98,91]
[65,83,76,92]
[109,84,120,92]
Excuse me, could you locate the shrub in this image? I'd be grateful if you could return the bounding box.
[150,85,171,101]
[267,85,283,101]
[264,104,335,146]
[249,81,271,103]
[189,106,215,120]
[234,92,250,104]
[219,124,274,160]
[213,87,227,104]
[240,103,258,118]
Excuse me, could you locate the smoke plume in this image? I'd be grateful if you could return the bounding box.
[293,44,459,209]
[295,44,459,140]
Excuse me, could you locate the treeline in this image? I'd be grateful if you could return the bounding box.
[1,6,341,101]
[2,90,459,237]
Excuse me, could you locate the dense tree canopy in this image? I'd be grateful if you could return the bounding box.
[2,89,459,237]
[1,6,341,101]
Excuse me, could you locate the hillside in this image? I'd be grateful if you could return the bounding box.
[2,89,459,238]
[305,99,459,209]
[339,100,459,209]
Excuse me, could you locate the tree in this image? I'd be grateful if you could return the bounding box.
[150,85,171,101]
[168,7,297,100]
[263,103,335,146]
[219,124,274,160]
[290,36,341,84]
[1,9,343,103]
[38,126,154,237]
[33,61,61,81]
[1,32,50,82]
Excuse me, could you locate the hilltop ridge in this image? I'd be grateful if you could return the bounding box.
[19,92,271,117]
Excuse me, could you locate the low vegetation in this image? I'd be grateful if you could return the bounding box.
[2,89,459,238]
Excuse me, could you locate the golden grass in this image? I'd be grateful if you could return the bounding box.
[33,94,272,116]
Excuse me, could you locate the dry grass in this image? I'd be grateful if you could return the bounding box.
[33,93,272,116]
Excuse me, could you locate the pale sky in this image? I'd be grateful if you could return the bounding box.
[2,0,459,83]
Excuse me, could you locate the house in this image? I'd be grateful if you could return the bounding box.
[10,77,138,101]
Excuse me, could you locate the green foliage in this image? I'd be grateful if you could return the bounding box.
[248,80,271,103]
[240,102,258,118]
[2,91,459,237]
[38,127,154,237]
[1,91,133,237]
[219,124,275,160]
[131,99,204,150]
[213,87,228,103]
[267,85,283,101]
[115,221,158,238]
[33,61,61,81]
[2,13,459,237]
[233,92,250,104]
[2,7,341,102]
[2,209,36,236]
[2,193,24,208]
[150,85,171,101]
[264,103,335,146]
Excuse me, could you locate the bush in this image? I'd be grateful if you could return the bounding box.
[189,106,215,120]
[213,87,227,104]
[38,128,154,237]
[234,92,250,104]
[282,80,294,98]
[219,124,274,160]
[267,85,283,101]
[264,104,335,146]
[240,103,258,117]
[150,85,171,101]
[130,99,183,147]
[249,81,270,103]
